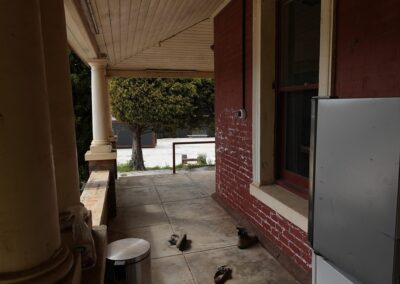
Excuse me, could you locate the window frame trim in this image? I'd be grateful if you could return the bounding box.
[277,0,322,191]
[251,0,335,231]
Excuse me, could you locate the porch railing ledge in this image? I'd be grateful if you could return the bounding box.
[80,170,110,226]
[80,170,110,284]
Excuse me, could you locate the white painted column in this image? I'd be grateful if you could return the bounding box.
[85,63,116,218]
[86,60,114,159]
[40,0,81,213]
[0,1,72,281]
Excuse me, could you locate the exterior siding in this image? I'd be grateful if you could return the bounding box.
[335,0,400,98]
[214,0,312,274]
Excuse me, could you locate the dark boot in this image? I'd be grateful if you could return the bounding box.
[176,233,188,251]
[237,227,258,249]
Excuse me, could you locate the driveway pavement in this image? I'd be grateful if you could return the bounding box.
[117,137,216,167]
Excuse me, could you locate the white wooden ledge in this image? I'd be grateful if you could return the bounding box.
[80,170,110,226]
[250,183,308,232]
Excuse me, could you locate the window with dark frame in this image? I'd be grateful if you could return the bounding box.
[276,0,321,194]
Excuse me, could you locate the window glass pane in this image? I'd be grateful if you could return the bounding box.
[279,0,321,86]
[284,90,316,177]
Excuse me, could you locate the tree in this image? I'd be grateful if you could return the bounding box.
[155,79,215,138]
[110,78,198,170]
[190,79,215,135]
[69,52,92,183]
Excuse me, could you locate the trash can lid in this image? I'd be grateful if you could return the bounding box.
[107,238,151,264]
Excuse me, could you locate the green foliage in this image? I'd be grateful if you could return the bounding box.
[189,79,215,133]
[110,78,215,133]
[110,78,195,130]
[197,153,208,165]
[69,52,92,184]
[117,162,134,173]
[110,77,215,170]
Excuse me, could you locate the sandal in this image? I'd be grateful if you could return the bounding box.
[214,265,232,284]
[168,233,190,251]
[168,234,179,246]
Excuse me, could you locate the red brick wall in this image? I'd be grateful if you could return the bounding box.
[214,0,312,274]
[215,0,400,276]
[335,0,400,98]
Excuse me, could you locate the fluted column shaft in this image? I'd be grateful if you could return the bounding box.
[0,0,68,277]
[40,0,81,213]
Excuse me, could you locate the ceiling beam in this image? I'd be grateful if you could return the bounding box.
[107,69,214,79]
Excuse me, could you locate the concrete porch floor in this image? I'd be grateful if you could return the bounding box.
[108,171,299,284]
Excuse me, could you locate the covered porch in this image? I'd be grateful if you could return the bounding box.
[0,0,299,283]
[6,0,395,282]
[110,171,298,283]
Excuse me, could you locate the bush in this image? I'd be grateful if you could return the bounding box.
[197,154,207,166]
[117,162,133,172]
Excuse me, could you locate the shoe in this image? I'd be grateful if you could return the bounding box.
[237,227,258,249]
[214,265,232,284]
[168,234,179,246]
[168,233,190,251]
[176,233,188,251]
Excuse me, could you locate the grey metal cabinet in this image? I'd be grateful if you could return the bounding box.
[309,98,400,284]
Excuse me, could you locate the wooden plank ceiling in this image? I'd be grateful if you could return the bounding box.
[66,0,229,77]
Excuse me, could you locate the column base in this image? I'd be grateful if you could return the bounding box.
[85,150,116,161]
[0,245,74,284]
[60,253,81,284]
[89,144,112,154]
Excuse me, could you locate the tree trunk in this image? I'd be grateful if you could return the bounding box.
[131,125,145,171]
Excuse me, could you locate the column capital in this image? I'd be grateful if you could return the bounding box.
[88,59,108,70]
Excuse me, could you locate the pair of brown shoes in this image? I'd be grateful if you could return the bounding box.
[213,227,258,283]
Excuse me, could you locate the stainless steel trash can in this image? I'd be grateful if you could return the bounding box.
[106,238,151,284]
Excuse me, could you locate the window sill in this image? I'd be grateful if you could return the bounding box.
[250,183,308,232]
